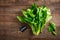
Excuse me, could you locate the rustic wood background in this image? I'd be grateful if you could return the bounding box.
[0,0,60,40]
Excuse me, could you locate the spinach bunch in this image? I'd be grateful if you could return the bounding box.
[17,3,56,36]
[48,22,57,36]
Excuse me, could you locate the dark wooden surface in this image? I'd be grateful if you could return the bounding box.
[0,0,60,40]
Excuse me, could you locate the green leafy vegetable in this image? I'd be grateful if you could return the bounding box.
[17,16,25,23]
[48,22,57,36]
[17,3,56,36]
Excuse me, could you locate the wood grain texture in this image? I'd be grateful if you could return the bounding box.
[0,0,60,40]
[0,0,60,6]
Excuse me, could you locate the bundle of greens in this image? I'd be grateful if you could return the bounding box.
[48,22,56,36]
[17,3,56,36]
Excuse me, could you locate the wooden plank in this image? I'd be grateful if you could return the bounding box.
[0,0,52,6]
[0,23,60,39]
[0,0,50,6]
[0,22,19,30]
[0,4,60,14]
[0,0,16,6]
[0,0,34,6]
[0,0,60,6]
[0,14,20,22]
[0,6,30,13]
[50,0,60,3]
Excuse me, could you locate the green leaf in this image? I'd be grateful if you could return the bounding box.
[52,31,57,36]
[46,15,52,23]
[48,26,53,32]
[22,10,28,18]
[49,22,56,31]
[31,2,37,14]
[24,17,32,23]
[17,16,25,23]
[27,9,35,18]
[31,2,37,9]
[48,22,57,36]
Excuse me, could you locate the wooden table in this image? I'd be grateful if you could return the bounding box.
[0,0,60,40]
